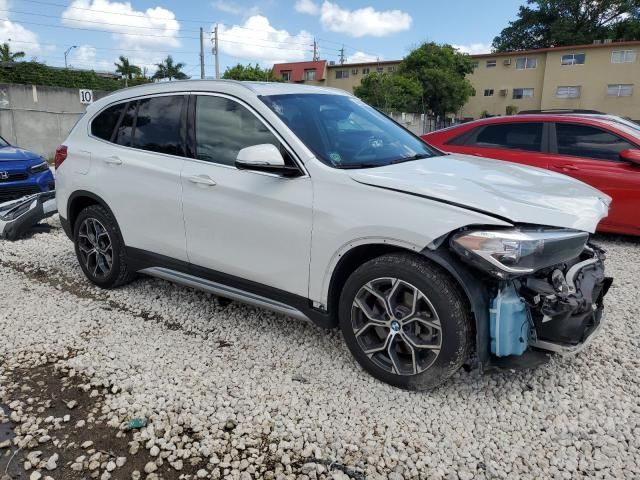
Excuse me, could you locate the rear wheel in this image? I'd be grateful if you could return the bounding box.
[339,253,472,390]
[73,205,134,289]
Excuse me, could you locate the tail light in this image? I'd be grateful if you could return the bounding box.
[54,145,68,170]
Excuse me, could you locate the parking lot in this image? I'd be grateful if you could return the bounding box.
[1,215,639,480]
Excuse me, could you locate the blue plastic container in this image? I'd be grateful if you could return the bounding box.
[489,283,530,357]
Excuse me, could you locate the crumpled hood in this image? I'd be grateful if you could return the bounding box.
[349,154,611,233]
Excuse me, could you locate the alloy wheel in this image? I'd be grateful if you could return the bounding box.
[351,277,442,375]
[77,218,113,279]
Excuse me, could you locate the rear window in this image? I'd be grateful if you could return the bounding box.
[91,103,125,141]
[474,122,543,152]
[131,96,185,156]
[115,102,136,147]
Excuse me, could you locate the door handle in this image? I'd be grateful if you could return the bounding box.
[187,174,217,186]
[103,156,122,165]
[555,164,578,172]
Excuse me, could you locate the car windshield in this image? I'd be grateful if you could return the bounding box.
[260,93,440,168]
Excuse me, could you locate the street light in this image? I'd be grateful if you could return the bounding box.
[64,45,77,68]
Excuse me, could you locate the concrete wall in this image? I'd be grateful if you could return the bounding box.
[0,84,110,159]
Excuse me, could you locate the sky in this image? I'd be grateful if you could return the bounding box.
[0,0,526,77]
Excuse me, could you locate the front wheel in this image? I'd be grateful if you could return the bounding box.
[339,253,472,390]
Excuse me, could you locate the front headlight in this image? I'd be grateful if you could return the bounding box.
[30,161,49,174]
[451,228,589,278]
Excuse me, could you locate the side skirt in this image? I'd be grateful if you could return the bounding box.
[126,247,335,329]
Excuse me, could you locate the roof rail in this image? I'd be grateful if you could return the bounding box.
[518,109,604,115]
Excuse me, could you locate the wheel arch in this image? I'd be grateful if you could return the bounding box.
[67,190,118,235]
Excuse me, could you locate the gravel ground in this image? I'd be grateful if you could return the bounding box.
[1,216,639,480]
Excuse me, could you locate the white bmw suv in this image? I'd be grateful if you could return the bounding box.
[55,81,612,390]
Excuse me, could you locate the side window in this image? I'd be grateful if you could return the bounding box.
[132,96,185,156]
[473,123,543,152]
[91,103,124,141]
[195,96,279,166]
[555,123,635,161]
[115,102,137,147]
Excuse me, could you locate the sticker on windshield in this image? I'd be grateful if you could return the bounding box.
[329,152,342,163]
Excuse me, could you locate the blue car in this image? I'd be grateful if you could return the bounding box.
[0,135,54,204]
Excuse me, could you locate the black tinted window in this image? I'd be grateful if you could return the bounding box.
[115,102,136,147]
[474,123,543,152]
[132,96,185,156]
[556,123,635,161]
[92,103,124,141]
[195,96,279,165]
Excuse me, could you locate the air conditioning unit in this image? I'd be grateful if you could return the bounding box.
[603,39,613,44]
[593,39,603,44]
[499,89,508,97]
[503,58,511,66]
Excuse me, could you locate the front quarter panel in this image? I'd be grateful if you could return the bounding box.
[307,163,512,306]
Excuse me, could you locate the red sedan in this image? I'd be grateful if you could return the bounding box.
[422,113,640,236]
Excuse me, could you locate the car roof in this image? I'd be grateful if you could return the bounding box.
[88,79,351,113]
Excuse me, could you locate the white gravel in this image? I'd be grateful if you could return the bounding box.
[1,215,640,479]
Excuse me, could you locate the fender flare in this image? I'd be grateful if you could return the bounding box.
[66,190,119,233]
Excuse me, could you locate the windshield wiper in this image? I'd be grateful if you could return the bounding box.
[390,153,432,165]
[334,163,383,169]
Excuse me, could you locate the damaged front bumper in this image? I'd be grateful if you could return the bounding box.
[520,245,612,355]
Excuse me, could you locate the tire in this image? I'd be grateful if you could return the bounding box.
[73,204,134,289]
[339,252,472,391]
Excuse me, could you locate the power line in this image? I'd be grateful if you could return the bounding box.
[1,7,202,33]
[15,0,208,24]
[4,39,201,55]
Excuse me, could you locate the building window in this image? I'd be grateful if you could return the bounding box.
[513,88,534,99]
[486,60,496,68]
[362,67,370,74]
[304,69,316,81]
[351,68,358,75]
[611,50,636,63]
[607,84,633,96]
[556,86,581,98]
[281,71,291,81]
[376,67,384,73]
[515,57,537,69]
[335,70,349,79]
[471,61,479,68]
[387,66,396,72]
[483,89,494,97]
[561,53,585,65]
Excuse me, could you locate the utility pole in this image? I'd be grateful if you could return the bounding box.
[312,38,319,61]
[212,24,220,80]
[339,45,345,65]
[199,27,205,79]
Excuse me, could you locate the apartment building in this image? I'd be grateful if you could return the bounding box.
[463,40,640,120]
[272,40,640,120]
[272,59,401,93]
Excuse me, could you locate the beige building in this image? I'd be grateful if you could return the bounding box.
[463,40,640,120]
[273,40,640,121]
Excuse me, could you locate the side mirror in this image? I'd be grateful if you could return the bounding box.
[235,144,300,177]
[619,148,640,166]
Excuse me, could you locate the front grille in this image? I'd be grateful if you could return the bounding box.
[0,172,28,183]
[0,185,40,203]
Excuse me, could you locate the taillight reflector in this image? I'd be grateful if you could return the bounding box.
[54,145,68,170]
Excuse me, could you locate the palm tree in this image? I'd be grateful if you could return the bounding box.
[152,55,188,81]
[114,55,142,87]
[0,43,25,63]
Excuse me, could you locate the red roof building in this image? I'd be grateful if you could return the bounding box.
[272,60,327,82]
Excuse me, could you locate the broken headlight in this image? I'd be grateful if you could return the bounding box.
[451,228,589,278]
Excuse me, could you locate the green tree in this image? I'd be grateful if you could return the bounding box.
[152,55,188,81]
[353,72,422,112]
[399,42,475,117]
[222,63,280,81]
[0,43,25,63]
[114,55,142,87]
[493,0,640,52]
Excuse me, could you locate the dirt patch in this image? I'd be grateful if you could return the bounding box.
[0,360,203,480]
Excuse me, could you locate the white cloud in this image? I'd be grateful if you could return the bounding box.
[294,0,319,15]
[217,15,313,64]
[297,1,411,38]
[69,45,113,71]
[213,0,260,16]
[346,51,378,63]
[62,0,181,51]
[452,43,491,55]
[0,0,42,56]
